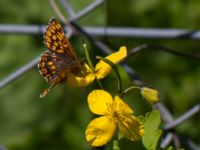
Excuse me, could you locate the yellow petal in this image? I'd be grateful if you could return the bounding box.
[88,90,113,115]
[118,115,144,141]
[114,95,134,115]
[85,116,116,147]
[95,46,127,79]
[105,46,127,63]
[67,72,95,87]
[67,64,95,87]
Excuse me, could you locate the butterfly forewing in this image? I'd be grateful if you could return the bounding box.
[44,18,78,60]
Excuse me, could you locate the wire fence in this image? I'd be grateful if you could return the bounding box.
[1,25,200,39]
[1,0,200,149]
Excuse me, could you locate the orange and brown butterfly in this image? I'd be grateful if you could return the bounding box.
[38,18,81,98]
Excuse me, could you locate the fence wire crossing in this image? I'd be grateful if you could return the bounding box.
[0,0,200,149]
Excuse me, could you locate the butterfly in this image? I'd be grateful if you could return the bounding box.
[38,18,81,98]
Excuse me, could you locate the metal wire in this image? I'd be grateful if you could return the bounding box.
[0,56,40,89]
[0,24,45,34]
[1,25,200,39]
[164,104,200,130]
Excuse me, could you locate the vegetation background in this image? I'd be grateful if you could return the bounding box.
[0,0,200,149]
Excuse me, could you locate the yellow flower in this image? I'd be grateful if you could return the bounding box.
[67,46,127,87]
[85,90,144,147]
[141,87,159,104]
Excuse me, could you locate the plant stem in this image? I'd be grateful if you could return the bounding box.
[83,43,95,71]
[119,86,141,97]
[113,140,120,150]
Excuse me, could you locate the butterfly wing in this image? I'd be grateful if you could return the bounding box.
[44,18,78,61]
[38,18,82,98]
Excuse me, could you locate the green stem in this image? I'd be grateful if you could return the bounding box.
[83,43,95,71]
[113,140,120,150]
[83,44,104,89]
[119,86,141,97]
[96,56,122,94]
[96,78,104,89]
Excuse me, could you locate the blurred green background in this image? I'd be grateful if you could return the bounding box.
[1,0,200,149]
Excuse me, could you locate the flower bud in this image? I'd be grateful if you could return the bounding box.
[141,87,159,104]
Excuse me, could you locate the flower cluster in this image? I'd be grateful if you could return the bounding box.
[40,45,159,148]
[64,46,159,147]
[66,46,127,87]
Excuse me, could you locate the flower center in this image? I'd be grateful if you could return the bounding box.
[106,102,125,123]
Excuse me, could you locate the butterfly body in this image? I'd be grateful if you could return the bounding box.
[38,18,81,97]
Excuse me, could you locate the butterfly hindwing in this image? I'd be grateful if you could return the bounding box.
[38,51,62,83]
[38,51,80,84]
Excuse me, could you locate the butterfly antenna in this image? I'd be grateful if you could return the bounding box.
[40,83,56,98]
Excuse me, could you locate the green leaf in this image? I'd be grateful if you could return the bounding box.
[140,110,163,150]
[165,146,174,150]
